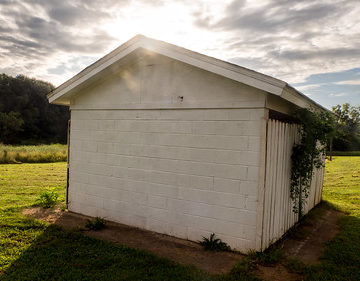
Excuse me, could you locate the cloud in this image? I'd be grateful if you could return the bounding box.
[334,80,360,86]
[212,2,338,34]
[193,0,360,84]
[329,93,348,97]
[0,0,359,109]
[0,0,130,84]
[0,0,177,84]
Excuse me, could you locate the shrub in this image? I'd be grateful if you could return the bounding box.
[36,188,59,208]
[86,217,106,231]
[199,233,231,251]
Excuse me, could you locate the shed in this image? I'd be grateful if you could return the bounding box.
[48,35,325,252]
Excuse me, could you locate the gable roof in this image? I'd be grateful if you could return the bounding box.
[48,34,325,110]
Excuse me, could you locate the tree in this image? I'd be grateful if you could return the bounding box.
[0,73,69,144]
[0,111,24,143]
[331,103,360,151]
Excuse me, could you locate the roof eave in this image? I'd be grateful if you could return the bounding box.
[282,84,329,112]
[47,34,325,112]
[48,35,288,105]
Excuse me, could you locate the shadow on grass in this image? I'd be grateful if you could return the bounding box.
[3,201,359,281]
[274,201,360,281]
[2,224,211,281]
[303,213,360,281]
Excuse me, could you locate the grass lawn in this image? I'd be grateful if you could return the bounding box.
[0,157,359,280]
[0,163,212,281]
[0,144,67,164]
[304,157,360,281]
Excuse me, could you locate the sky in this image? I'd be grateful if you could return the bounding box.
[0,0,359,109]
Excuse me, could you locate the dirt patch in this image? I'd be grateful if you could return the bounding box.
[23,207,63,223]
[23,207,242,274]
[256,264,302,281]
[280,208,344,264]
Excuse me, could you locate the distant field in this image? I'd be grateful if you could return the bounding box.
[0,144,67,164]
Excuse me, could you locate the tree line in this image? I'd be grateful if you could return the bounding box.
[0,74,69,144]
[331,103,360,151]
[0,73,359,150]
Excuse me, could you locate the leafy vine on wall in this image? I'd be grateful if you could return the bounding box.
[290,108,334,219]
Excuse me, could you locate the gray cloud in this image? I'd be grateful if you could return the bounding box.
[195,1,341,34]
[0,0,129,83]
[0,0,174,83]
[269,48,360,61]
[192,0,360,84]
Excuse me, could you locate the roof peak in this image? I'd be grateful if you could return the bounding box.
[47,34,325,111]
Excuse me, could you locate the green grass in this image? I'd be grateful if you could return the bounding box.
[323,157,360,216]
[0,144,67,164]
[0,158,359,280]
[0,163,66,275]
[0,163,212,280]
[304,157,360,281]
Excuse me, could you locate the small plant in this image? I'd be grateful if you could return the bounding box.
[247,248,284,265]
[199,233,231,251]
[36,188,59,208]
[284,258,307,274]
[86,217,106,230]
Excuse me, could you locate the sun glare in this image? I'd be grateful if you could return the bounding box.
[104,1,231,61]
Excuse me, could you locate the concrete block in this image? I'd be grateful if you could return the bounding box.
[248,136,260,152]
[247,166,259,181]
[149,170,178,185]
[239,181,258,197]
[147,218,169,234]
[168,224,187,238]
[98,120,115,130]
[148,195,167,209]
[147,206,169,222]
[149,182,179,198]
[127,179,149,194]
[214,178,240,193]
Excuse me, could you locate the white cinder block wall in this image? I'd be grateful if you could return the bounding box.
[68,108,265,251]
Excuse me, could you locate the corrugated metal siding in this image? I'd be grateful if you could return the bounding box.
[261,119,324,250]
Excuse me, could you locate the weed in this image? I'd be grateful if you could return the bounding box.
[247,248,284,265]
[199,233,231,251]
[85,217,106,231]
[284,258,307,274]
[218,259,261,281]
[36,188,59,208]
